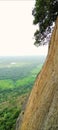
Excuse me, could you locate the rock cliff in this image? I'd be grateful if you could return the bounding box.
[18,17,58,130]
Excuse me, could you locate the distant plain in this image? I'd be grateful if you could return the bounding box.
[0,56,46,130]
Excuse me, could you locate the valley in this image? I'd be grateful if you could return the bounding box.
[0,56,45,130]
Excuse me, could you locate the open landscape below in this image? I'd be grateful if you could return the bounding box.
[0,56,46,130]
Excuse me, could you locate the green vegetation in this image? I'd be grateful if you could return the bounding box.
[0,56,45,130]
[32,0,58,45]
[0,80,14,90]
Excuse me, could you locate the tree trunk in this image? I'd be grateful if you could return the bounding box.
[19,17,58,130]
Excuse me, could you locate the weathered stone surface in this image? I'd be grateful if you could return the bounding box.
[18,17,58,130]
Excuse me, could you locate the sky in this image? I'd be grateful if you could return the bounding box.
[0,0,48,56]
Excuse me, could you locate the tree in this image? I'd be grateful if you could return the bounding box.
[32,0,58,46]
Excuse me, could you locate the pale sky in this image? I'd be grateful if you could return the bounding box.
[0,1,48,56]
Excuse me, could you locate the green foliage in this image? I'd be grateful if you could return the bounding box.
[0,107,21,130]
[16,76,35,87]
[0,56,45,130]
[0,80,14,89]
[32,0,58,45]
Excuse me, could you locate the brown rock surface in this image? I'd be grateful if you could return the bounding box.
[19,17,58,130]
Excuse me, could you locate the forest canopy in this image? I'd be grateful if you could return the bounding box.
[32,0,58,46]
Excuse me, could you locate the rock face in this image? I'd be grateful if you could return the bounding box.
[19,17,58,130]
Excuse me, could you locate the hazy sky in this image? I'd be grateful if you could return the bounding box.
[0,1,48,56]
